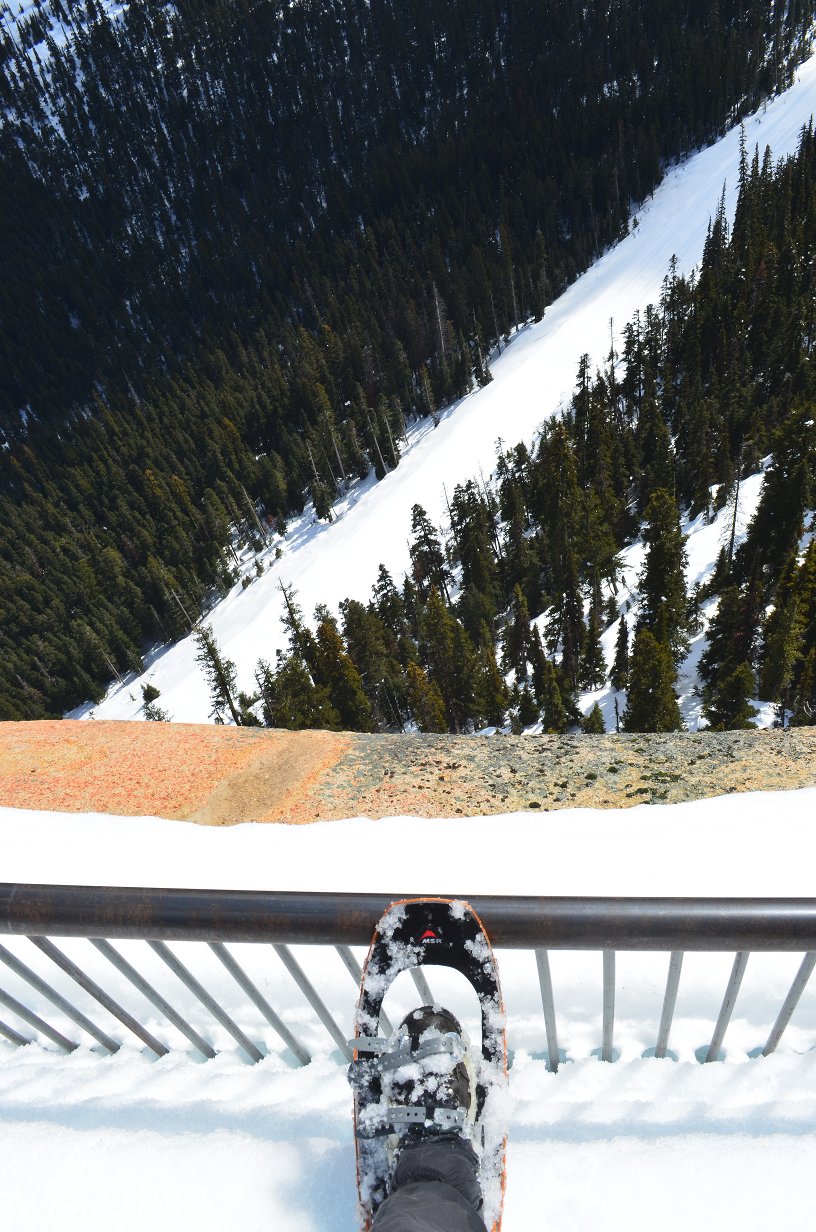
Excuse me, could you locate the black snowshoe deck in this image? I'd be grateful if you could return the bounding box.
[350,898,507,1232]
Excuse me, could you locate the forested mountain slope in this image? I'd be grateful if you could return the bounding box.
[1,0,814,719]
[80,53,816,736]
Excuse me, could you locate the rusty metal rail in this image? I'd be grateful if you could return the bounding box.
[4,885,816,949]
[1,885,815,1068]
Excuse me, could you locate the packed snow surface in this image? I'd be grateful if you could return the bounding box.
[3,789,816,1230]
[74,52,816,725]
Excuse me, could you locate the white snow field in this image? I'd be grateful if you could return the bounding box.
[74,51,816,726]
[2,790,816,1231]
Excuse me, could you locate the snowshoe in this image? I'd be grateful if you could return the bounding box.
[348,898,507,1232]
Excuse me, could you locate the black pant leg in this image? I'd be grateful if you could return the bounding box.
[371,1139,488,1232]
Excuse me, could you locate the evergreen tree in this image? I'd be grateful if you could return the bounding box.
[315,620,375,732]
[421,588,458,731]
[141,681,170,721]
[699,584,757,689]
[582,702,606,733]
[409,505,451,601]
[255,655,340,731]
[406,661,448,733]
[610,617,629,691]
[529,624,550,704]
[622,628,684,732]
[580,607,607,690]
[638,488,690,665]
[372,564,407,637]
[702,661,758,730]
[790,647,816,727]
[503,584,532,680]
[539,656,568,734]
[758,543,816,702]
[517,684,540,728]
[450,621,481,732]
[194,625,242,725]
[476,625,510,728]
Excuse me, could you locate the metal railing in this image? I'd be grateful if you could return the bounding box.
[1,884,815,1069]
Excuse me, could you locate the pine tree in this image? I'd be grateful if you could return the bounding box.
[622,628,683,732]
[421,587,458,730]
[582,702,606,733]
[702,661,758,730]
[476,625,510,728]
[194,624,242,725]
[610,617,629,690]
[256,655,340,731]
[790,647,816,727]
[539,656,568,733]
[699,584,757,693]
[406,661,448,733]
[409,505,450,601]
[517,684,539,728]
[141,681,170,721]
[638,488,689,665]
[529,624,549,704]
[580,607,607,689]
[450,621,481,732]
[758,543,816,702]
[503,584,532,680]
[278,583,319,671]
[314,620,375,732]
[558,552,586,689]
[372,564,407,637]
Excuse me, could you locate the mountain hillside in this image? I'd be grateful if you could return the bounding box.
[2,1,815,719]
[72,51,816,733]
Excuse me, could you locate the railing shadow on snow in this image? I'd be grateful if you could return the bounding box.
[1,885,815,1070]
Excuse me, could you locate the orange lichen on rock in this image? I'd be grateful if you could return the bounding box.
[0,721,351,824]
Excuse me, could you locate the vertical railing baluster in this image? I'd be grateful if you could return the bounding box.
[705,951,749,1063]
[602,950,616,1062]
[29,937,168,1058]
[148,940,264,1063]
[0,941,119,1053]
[90,939,216,1060]
[336,944,392,1034]
[535,949,560,1071]
[410,966,434,1005]
[209,942,310,1066]
[762,951,816,1057]
[273,944,352,1060]
[0,1015,31,1047]
[0,985,76,1052]
[655,951,684,1059]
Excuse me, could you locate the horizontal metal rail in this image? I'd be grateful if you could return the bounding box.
[0,886,815,1068]
[3,885,816,950]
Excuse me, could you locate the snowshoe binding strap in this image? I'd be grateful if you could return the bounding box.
[356,1103,467,1139]
[348,1031,465,1087]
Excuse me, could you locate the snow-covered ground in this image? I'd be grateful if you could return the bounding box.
[72,52,816,726]
[3,790,816,1230]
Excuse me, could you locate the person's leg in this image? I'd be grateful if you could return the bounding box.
[371,1138,487,1232]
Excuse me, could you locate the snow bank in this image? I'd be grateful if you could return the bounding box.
[3,791,816,1230]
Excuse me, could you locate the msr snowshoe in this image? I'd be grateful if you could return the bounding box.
[348,898,507,1232]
